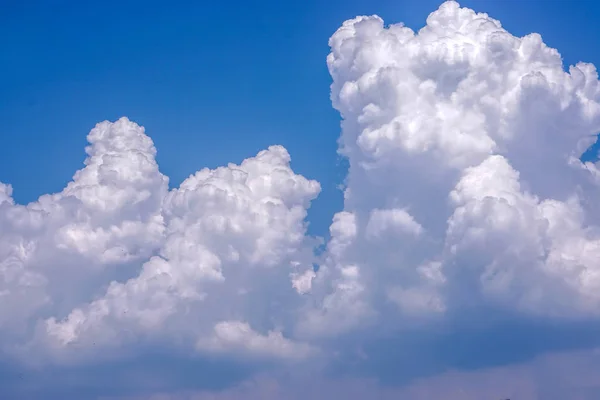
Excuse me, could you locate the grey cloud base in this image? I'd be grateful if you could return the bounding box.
[110,349,600,400]
[2,0,600,398]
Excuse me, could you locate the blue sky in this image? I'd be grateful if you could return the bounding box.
[2,1,600,399]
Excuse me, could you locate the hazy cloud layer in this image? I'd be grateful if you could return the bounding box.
[108,349,600,400]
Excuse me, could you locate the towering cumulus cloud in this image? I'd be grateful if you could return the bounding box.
[2,0,600,396]
[303,0,600,339]
[0,117,319,366]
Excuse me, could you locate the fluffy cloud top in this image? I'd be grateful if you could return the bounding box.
[304,0,600,338]
[2,0,600,397]
[1,117,319,365]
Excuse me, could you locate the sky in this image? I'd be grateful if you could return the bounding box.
[2,0,600,399]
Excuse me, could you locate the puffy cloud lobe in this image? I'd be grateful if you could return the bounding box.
[306,0,600,336]
[196,321,315,360]
[40,143,319,363]
[446,155,600,315]
[0,117,320,365]
[366,208,424,239]
[0,118,168,340]
[298,211,373,337]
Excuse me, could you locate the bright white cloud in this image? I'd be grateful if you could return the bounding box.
[304,0,600,336]
[0,118,169,341]
[0,117,319,365]
[2,2,600,397]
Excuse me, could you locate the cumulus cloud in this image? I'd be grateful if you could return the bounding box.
[0,118,168,341]
[304,0,600,338]
[0,117,319,366]
[3,0,600,397]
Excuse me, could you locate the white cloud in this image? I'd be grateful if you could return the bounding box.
[3,1,600,397]
[0,118,168,341]
[304,0,600,336]
[196,320,315,361]
[0,117,319,365]
[365,208,424,239]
